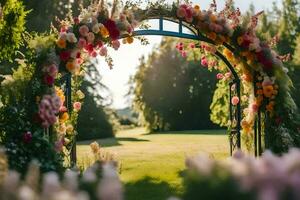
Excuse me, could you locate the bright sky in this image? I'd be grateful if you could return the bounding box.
[97,0,282,109]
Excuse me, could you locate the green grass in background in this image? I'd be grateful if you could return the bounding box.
[77,128,229,200]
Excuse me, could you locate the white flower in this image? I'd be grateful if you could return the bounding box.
[82,169,97,183]
[92,23,100,33]
[59,32,67,41]
[97,164,123,200]
[67,33,78,43]
[42,172,61,197]
[18,186,36,200]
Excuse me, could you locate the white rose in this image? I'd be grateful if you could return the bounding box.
[67,33,77,43]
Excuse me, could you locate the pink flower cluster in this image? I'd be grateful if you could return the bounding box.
[38,94,62,128]
[186,149,300,200]
[177,4,195,23]
[42,64,58,86]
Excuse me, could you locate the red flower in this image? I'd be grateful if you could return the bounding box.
[23,131,32,144]
[84,43,94,53]
[44,75,55,85]
[104,19,120,40]
[76,52,81,59]
[96,41,104,48]
[74,17,80,25]
[275,117,283,126]
[60,51,71,62]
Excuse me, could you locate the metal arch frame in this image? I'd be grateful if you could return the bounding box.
[132,17,241,154]
[62,17,243,165]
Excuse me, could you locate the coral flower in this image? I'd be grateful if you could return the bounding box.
[263,85,274,98]
[126,37,134,44]
[231,96,240,105]
[194,5,200,10]
[223,48,234,60]
[66,61,77,73]
[207,32,217,41]
[100,26,110,38]
[56,87,65,104]
[60,112,69,123]
[266,103,274,112]
[177,7,186,18]
[57,39,66,49]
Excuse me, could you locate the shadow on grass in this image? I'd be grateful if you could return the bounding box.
[78,137,150,147]
[125,176,179,200]
[144,129,227,136]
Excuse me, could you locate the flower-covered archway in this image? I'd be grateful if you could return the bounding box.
[3,0,300,171]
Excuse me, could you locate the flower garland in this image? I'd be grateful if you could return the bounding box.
[174,2,300,151]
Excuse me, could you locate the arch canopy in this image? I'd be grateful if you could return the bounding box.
[1,0,300,171]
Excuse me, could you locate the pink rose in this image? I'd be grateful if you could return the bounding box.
[181,51,187,58]
[90,51,97,57]
[77,38,87,49]
[216,73,224,80]
[99,46,108,57]
[87,32,95,43]
[48,64,58,77]
[189,43,195,49]
[55,139,64,152]
[201,57,208,67]
[73,102,81,111]
[79,25,89,36]
[231,96,240,106]
[59,105,67,112]
[112,40,121,50]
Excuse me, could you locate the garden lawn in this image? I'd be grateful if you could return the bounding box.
[77,128,229,200]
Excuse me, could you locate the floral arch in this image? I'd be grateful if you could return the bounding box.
[2,0,300,171]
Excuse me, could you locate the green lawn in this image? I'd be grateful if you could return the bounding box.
[77,128,229,200]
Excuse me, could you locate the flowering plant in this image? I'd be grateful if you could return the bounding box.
[0,149,123,200]
[183,149,300,200]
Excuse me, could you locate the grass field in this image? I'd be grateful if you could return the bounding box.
[77,128,229,200]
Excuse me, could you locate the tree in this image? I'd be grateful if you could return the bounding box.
[76,63,116,141]
[132,38,218,132]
